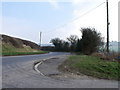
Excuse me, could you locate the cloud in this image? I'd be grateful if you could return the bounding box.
[71,0,100,6]
[71,0,105,5]
[48,0,59,9]
[71,0,82,5]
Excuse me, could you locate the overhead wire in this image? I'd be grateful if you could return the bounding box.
[51,2,105,31]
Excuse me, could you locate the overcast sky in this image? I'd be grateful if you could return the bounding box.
[1,0,119,44]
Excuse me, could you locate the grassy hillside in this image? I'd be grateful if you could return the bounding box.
[1,34,40,50]
[0,34,48,56]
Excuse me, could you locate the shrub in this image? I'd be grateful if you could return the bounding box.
[80,28,104,55]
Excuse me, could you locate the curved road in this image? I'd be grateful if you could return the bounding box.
[2,52,118,88]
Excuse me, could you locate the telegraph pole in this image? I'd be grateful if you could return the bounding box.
[106,0,109,53]
[39,32,42,47]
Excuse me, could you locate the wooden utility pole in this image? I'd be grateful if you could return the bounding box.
[39,32,42,47]
[106,0,109,53]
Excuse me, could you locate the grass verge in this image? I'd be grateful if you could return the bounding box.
[0,42,49,56]
[2,51,49,56]
[58,55,120,80]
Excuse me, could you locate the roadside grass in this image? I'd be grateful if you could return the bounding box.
[2,51,48,56]
[1,43,49,56]
[59,55,120,80]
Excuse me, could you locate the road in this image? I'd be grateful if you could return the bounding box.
[2,52,119,88]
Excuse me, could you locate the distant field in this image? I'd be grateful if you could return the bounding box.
[59,55,120,80]
[1,43,48,56]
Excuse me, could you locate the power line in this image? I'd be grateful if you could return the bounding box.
[70,2,105,22]
[51,2,105,31]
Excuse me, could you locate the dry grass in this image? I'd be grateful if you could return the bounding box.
[91,52,120,62]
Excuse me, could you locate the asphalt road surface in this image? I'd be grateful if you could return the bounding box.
[2,52,119,88]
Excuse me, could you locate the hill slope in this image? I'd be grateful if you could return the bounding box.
[0,34,47,56]
[1,34,40,49]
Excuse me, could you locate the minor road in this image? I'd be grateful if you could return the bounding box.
[2,52,119,88]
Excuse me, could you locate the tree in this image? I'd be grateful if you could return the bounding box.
[50,38,63,51]
[80,28,103,54]
[75,39,82,52]
[67,35,78,52]
[50,38,70,51]
[62,41,70,51]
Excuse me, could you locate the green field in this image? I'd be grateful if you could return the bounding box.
[1,43,48,56]
[59,55,120,80]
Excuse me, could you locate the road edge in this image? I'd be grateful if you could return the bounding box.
[34,57,57,76]
[34,55,70,76]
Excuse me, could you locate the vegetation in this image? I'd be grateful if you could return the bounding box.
[2,51,48,56]
[1,42,48,56]
[0,34,49,56]
[59,55,120,80]
[67,35,78,52]
[79,28,104,54]
[50,38,63,51]
[50,28,119,80]
[91,52,120,62]
[50,28,104,54]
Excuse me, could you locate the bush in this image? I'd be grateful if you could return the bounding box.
[80,28,104,55]
[50,38,70,51]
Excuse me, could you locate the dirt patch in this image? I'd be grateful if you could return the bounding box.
[47,72,96,80]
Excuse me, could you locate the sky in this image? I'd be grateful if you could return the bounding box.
[1,0,119,44]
